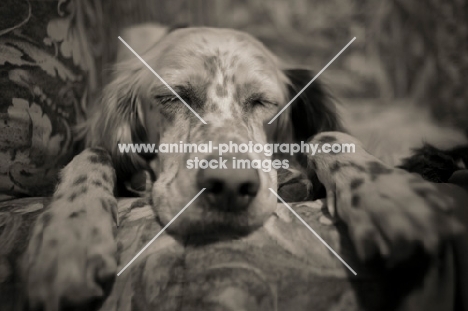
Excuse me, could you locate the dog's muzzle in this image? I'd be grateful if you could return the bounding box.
[197,152,260,212]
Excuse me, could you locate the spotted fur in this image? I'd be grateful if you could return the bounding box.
[23,26,463,310]
[310,132,462,262]
[23,149,119,310]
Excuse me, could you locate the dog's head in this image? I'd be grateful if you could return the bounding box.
[88,26,341,239]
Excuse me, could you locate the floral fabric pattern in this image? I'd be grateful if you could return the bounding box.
[0,197,457,311]
[0,0,102,199]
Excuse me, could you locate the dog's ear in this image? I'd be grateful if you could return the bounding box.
[86,65,152,180]
[85,23,176,180]
[278,69,343,198]
[282,69,343,142]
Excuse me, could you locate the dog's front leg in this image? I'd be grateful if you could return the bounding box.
[22,148,119,311]
[306,132,463,265]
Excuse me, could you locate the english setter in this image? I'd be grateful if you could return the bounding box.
[22,26,461,310]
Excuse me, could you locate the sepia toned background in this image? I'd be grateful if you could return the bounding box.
[1,0,467,197]
[0,2,467,310]
[99,0,468,164]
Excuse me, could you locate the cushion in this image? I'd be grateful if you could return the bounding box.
[0,197,458,311]
[0,0,100,199]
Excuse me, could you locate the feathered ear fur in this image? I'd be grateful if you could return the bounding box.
[268,69,343,145]
[85,65,151,181]
[272,69,343,199]
[85,23,175,181]
[283,69,343,142]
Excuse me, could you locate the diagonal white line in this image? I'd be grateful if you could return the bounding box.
[117,188,206,276]
[118,36,207,125]
[269,188,357,275]
[268,37,356,124]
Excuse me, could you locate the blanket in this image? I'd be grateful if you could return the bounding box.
[0,192,465,311]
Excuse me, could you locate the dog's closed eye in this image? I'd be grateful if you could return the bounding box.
[245,93,278,109]
[154,85,205,109]
[154,95,187,115]
[157,96,179,105]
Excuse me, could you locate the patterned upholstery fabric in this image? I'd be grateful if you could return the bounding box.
[0,0,102,199]
[0,197,460,311]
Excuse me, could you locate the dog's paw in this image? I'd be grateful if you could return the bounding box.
[23,196,118,310]
[331,162,463,265]
[309,132,464,265]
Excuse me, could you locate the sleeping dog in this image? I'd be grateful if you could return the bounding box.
[22,26,462,310]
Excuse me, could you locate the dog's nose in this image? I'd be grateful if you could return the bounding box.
[197,154,260,212]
